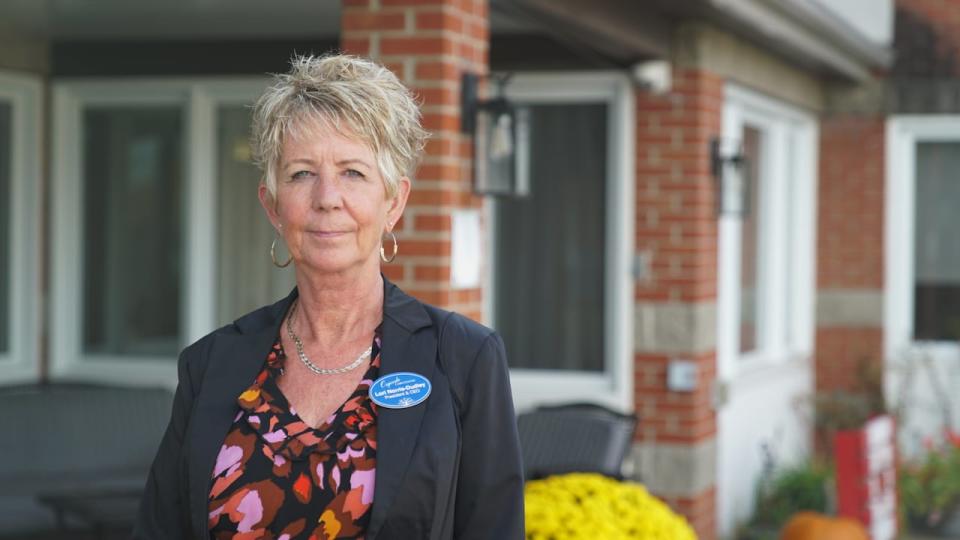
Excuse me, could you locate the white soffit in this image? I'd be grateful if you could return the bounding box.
[810,0,894,46]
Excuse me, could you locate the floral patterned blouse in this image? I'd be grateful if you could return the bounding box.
[207,331,381,539]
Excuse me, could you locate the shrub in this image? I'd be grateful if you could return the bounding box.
[749,463,831,530]
[524,473,697,540]
[900,430,960,533]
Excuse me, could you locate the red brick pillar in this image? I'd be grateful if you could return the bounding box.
[341,0,488,319]
[815,118,885,403]
[634,68,723,539]
[814,0,960,438]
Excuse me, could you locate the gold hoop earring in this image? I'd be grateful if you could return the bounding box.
[380,231,398,263]
[270,231,292,268]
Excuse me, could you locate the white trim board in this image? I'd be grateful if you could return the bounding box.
[0,71,43,384]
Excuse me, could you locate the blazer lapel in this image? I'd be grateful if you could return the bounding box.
[367,279,435,539]
[187,291,295,539]
[183,280,431,539]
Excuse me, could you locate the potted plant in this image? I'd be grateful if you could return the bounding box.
[738,463,832,540]
[524,472,698,539]
[900,430,960,535]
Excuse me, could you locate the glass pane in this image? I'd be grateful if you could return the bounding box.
[783,132,796,349]
[740,125,763,354]
[0,101,11,353]
[216,105,294,324]
[82,106,183,356]
[495,104,606,372]
[914,142,960,341]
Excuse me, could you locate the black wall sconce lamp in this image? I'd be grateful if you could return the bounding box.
[461,72,530,197]
[710,137,749,217]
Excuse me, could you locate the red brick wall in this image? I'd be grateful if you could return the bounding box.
[635,68,723,540]
[664,486,718,540]
[815,117,885,395]
[636,70,721,303]
[814,0,960,411]
[341,0,487,320]
[634,352,718,443]
[816,328,884,392]
[817,118,885,291]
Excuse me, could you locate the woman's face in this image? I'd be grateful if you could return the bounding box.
[259,122,410,277]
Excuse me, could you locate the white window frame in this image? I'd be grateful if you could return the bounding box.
[717,84,817,381]
[0,71,42,384]
[885,116,960,359]
[483,72,635,413]
[51,78,267,388]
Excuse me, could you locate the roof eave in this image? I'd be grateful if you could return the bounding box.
[700,0,891,81]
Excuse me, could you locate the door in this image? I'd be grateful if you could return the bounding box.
[886,117,960,458]
[489,72,634,413]
[715,85,817,537]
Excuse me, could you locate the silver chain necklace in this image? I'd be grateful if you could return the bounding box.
[285,300,372,376]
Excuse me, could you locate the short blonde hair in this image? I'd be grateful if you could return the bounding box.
[251,54,429,200]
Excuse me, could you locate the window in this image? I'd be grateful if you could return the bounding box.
[487,73,634,412]
[739,125,763,354]
[216,104,295,322]
[81,106,185,357]
[0,72,41,384]
[886,118,960,350]
[913,142,960,341]
[717,84,817,375]
[494,103,607,372]
[52,80,293,387]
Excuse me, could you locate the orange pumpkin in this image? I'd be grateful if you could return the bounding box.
[780,511,869,540]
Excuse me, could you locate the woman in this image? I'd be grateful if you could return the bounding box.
[133,54,524,539]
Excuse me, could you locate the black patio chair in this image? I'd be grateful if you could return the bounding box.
[516,402,638,480]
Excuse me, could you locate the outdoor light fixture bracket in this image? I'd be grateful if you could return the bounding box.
[710,137,750,217]
[461,72,529,197]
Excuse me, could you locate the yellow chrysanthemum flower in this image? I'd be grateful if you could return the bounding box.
[524,473,698,540]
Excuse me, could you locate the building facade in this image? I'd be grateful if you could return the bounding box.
[1,0,958,538]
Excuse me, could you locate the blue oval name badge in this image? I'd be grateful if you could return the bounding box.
[369,372,432,409]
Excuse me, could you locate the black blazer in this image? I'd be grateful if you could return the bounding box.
[133,278,524,539]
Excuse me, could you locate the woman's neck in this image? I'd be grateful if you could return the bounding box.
[292,265,384,345]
